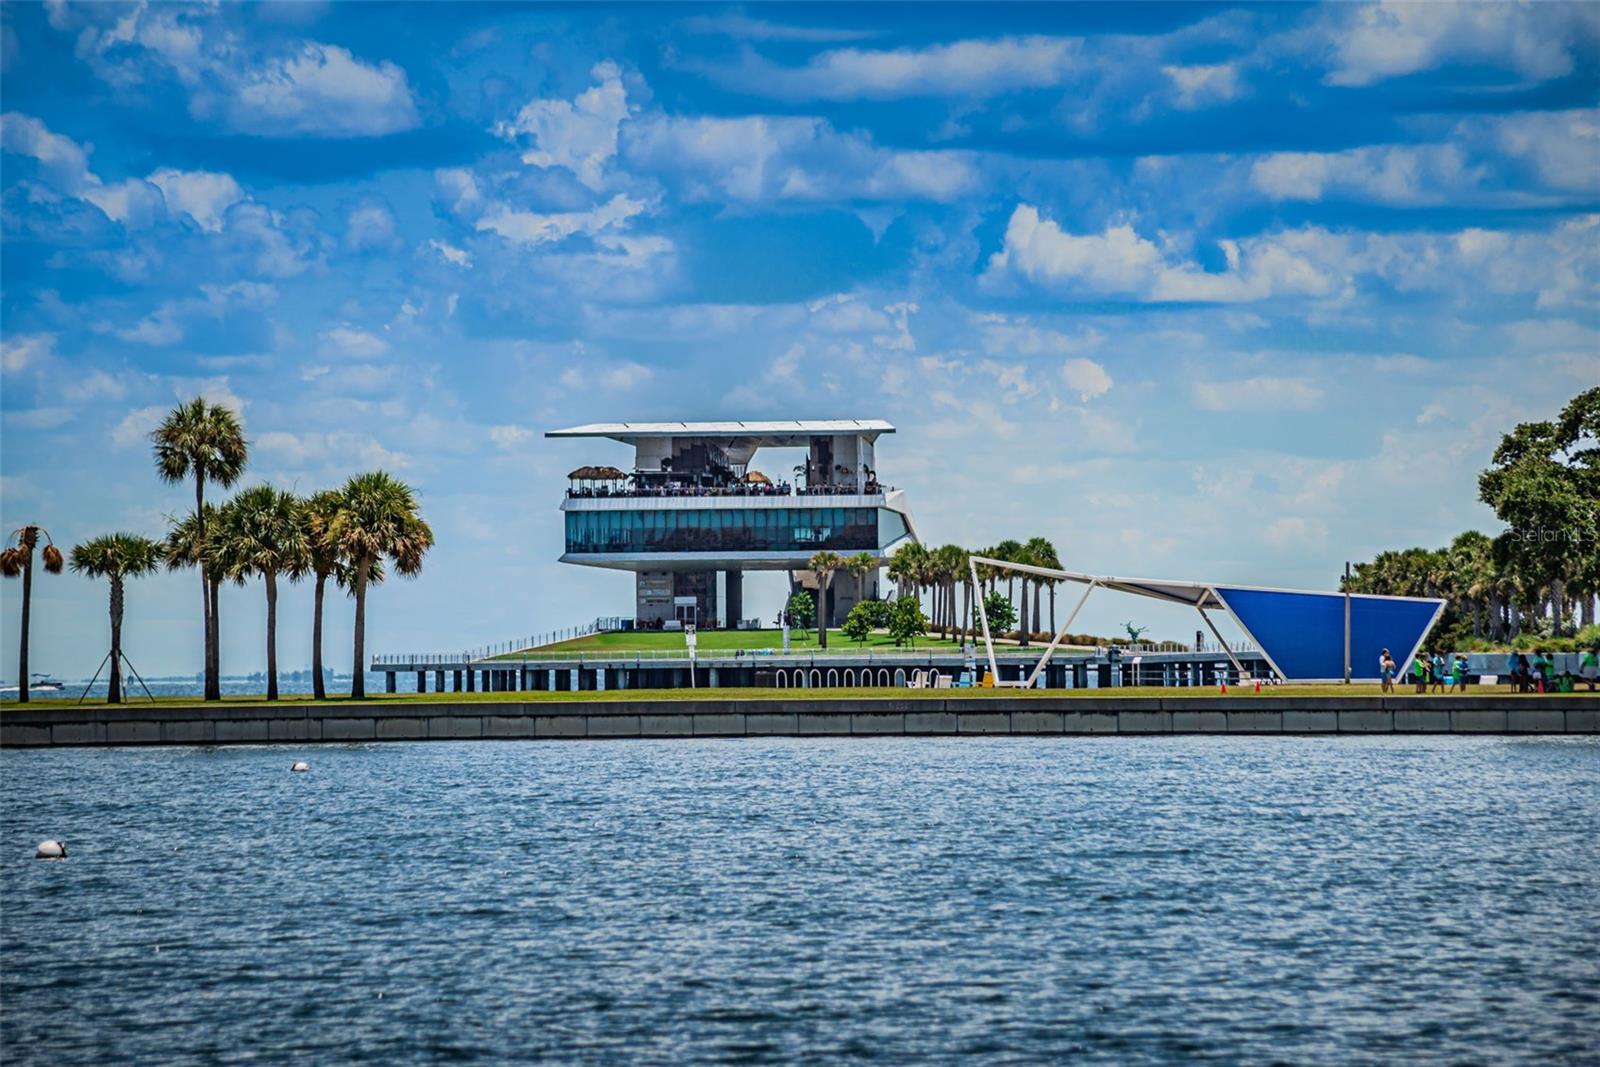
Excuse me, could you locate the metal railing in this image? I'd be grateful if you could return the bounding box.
[374,644,1269,667]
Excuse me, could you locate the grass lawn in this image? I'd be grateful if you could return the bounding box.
[500,627,971,657]
[5,683,1582,710]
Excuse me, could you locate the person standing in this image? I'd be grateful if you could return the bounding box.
[1429,651,1447,693]
[1380,649,1396,693]
[1531,650,1550,693]
[1412,651,1428,693]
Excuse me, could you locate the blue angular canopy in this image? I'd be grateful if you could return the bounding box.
[1214,587,1444,681]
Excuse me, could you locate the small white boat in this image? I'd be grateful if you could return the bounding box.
[1,675,64,694]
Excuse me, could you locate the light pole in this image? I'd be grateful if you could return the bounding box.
[1343,561,1352,684]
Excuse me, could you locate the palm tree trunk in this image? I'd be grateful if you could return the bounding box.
[962,581,971,643]
[109,576,124,705]
[1033,580,1042,635]
[1019,579,1029,646]
[18,548,31,703]
[195,472,219,702]
[265,570,279,701]
[817,577,829,649]
[312,571,327,700]
[351,558,370,699]
[1049,583,1057,636]
[209,578,220,696]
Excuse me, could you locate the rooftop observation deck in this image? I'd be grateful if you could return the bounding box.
[563,485,896,509]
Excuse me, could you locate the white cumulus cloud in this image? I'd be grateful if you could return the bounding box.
[717,35,1080,100]
[319,326,389,360]
[1323,2,1594,87]
[495,61,630,190]
[623,114,979,203]
[146,168,245,231]
[1192,376,1324,412]
[1060,358,1113,401]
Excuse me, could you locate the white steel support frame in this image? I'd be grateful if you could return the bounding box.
[969,555,1256,688]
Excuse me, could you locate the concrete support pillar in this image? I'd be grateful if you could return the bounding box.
[452,670,462,692]
[435,670,445,693]
[466,668,476,692]
[417,671,426,694]
[596,668,606,691]
[725,569,743,628]
[710,667,719,688]
[385,672,397,694]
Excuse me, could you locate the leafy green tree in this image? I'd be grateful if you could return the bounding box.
[889,595,928,647]
[842,602,875,645]
[1,525,64,703]
[783,590,815,639]
[328,472,434,699]
[69,533,163,703]
[982,589,1017,637]
[151,398,248,701]
[858,598,893,629]
[1479,386,1600,636]
[215,486,311,701]
[809,550,844,648]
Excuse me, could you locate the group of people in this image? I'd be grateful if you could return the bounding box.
[1378,647,1600,693]
[1501,649,1599,694]
[1380,649,1471,693]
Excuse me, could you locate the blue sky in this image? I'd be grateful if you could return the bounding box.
[2,2,1598,677]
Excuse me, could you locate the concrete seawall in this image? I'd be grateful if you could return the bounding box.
[3,696,1597,747]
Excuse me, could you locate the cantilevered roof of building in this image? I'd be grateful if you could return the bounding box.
[545,420,895,445]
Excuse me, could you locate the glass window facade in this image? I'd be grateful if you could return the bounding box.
[565,507,895,555]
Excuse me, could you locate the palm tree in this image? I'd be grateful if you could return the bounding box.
[329,472,434,699]
[932,545,968,642]
[888,542,927,601]
[1,525,64,703]
[1025,537,1060,638]
[808,550,845,648]
[215,487,310,701]
[163,505,224,665]
[151,398,248,702]
[303,489,345,700]
[69,533,162,704]
[846,551,877,612]
[990,539,1023,638]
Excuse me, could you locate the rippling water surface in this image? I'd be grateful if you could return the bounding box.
[4,737,1598,1064]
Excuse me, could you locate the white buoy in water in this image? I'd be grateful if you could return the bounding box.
[290,760,310,773]
[36,840,66,859]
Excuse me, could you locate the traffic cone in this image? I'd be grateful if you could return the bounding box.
[1254,679,1262,693]
[1219,680,1228,693]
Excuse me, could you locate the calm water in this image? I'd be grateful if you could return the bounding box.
[3,737,1598,1065]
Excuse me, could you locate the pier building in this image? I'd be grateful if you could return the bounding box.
[547,420,919,629]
